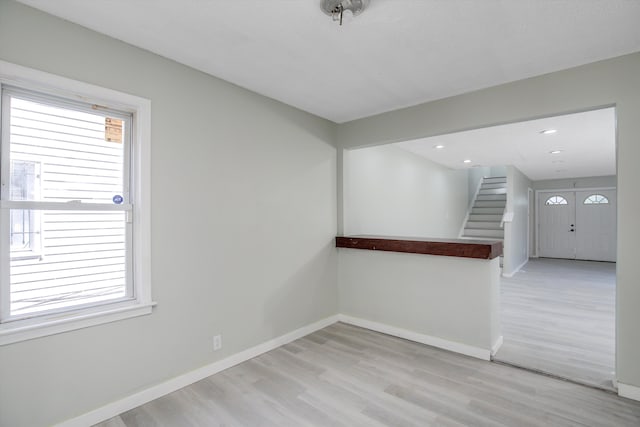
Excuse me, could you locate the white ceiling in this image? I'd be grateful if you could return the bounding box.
[16,0,640,123]
[396,107,616,181]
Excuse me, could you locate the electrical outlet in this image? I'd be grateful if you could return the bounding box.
[213,334,222,351]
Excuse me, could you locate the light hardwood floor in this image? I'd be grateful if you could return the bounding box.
[96,322,639,427]
[495,258,616,390]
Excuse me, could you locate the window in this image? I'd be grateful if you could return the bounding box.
[545,195,568,205]
[584,194,609,205]
[0,60,152,345]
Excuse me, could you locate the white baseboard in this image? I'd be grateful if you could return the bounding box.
[57,314,503,426]
[491,335,503,356]
[337,314,491,361]
[502,258,529,278]
[56,314,340,427]
[618,382,640,402]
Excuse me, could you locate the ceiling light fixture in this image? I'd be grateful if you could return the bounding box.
[434,144,445,149]
[540,129,557,135]
[549,150,563,154]
[463,159,472,164]
[321,0,369,25]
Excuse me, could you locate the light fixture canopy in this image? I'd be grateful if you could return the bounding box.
[321,0,369,25]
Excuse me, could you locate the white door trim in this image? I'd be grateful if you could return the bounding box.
[527,187,533,259]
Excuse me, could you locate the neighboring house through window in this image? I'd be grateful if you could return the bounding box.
[10,159,42,260]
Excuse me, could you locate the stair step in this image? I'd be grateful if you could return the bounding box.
[479,188,507,195]
[471,207,504,214]
[465,221,502,229]
[460,236,503,242]
[469,214,503,221]
[474,200,507,208]
[481,183,507,190]
[463,228,505,238]
[476,194,507,201]
[483,176,507,184]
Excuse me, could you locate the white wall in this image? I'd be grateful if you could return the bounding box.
[533,175,616,190]
[467,166,490,206]
[0,2,338,426]
[336,52,640,392]
[344,144,468,238]
[503,166,532,276]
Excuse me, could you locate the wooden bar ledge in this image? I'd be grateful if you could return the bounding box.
[336,236,503,260]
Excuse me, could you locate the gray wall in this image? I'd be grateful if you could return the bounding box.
[337,52,640,390]
[344,144,468,238]
[503,166,532,275]
[533,175,616,190]
[0,2,338,426]
[338,249,501,354]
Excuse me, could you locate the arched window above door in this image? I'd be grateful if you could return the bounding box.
[583,194,609,205]
[545,195,568,205]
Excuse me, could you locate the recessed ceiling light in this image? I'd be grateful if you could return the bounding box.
[540,129,557,135]
[463,159,472,164]
[549,150,563,154]
[434,144,445,149]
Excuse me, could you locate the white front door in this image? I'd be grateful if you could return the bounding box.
[539,189,616,261]
[539,191,576,259]
[575,189,617,262]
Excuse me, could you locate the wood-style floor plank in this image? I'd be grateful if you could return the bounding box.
[95,322,639,427]
[495,258,615,390]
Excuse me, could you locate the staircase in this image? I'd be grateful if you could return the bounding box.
[461,176,507,240]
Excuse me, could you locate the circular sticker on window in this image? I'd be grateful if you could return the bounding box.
[113,195,124,204]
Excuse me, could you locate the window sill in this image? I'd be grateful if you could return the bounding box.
[0,302,156,346]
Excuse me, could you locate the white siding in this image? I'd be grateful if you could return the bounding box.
[7,95,129,317]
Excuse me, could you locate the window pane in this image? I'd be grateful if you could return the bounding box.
[9,209,129,318]
[10,209,40,255]
[8,96,127,204]
[10,160,39,201]
[545,196,568,205]
[584,194,609,205]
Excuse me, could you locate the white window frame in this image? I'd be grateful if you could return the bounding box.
[0,60,153,345]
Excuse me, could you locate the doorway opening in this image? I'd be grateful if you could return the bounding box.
[390,106,617,391]
[494,184,617,390]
